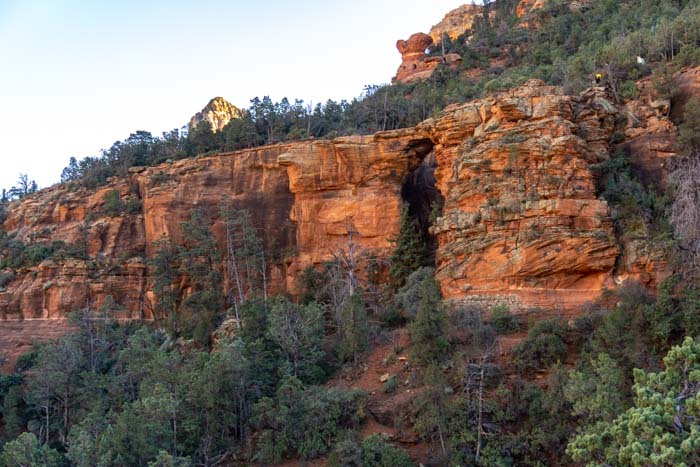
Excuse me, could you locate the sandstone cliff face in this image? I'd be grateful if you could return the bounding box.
[621,78,678,188]
[1,180,148,320]
[420,81,621,310]
[278,131,429,294]
[189,97,242,132]
[0,133,425,321]
[608,69,700,290]
[0,76,688,343]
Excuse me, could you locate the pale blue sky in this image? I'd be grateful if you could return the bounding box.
[0,0,470,190]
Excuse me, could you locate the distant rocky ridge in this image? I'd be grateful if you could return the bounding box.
[189,96,242,132]
[429,3,484,43]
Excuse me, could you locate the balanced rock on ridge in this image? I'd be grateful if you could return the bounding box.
[394,33,435,83]
[394,33,461,84]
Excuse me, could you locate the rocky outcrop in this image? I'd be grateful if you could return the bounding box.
[516,0,546,18]
[515,0,546,29]
[621,78,678,188]
[393,3,487,84]
[394,33,461,84]
[1,180,148,320]
[394,33,434,83]
[421,80,621,311]
[1,75,691,351]
[429,3,483,43]
[278,132,431,294]
[671,66,700,121]
[395,1,540,84]
[0,133,427,321]
[607,68,700,290]
[633,66,700,179]
[189,97,242,132]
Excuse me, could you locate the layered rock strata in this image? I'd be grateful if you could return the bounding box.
[0,136,426,320]
[420,80,621,310]
[394,32,462,84]
[1,77,685,336]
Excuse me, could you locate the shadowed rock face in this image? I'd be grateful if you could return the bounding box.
[278,131,431,294]
[0,75,688,355]
[0,135,424,322]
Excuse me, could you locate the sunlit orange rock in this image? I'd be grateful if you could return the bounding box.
[278,131,431,294]
[394,32,463,84]
[394,33,437,83]
[189,97,242,132]
[3,70,697,354]
[516,0,546,17]
[429,3,484,43]
[421,80,621,311]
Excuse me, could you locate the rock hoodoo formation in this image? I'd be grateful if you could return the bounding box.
[394,33,461,84]
[394,1,555,84]
[189,96,242,132]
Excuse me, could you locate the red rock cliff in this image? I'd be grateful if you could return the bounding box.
[0,76,688,349]
[0,135,426,321]
[420,81,621,310]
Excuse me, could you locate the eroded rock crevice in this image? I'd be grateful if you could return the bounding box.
[400,140,443,265]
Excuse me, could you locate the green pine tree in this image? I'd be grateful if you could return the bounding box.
[407,270,449,364]
[389,206,430,289]
[337,293,369,364]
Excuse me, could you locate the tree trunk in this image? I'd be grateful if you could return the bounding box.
[475,361,485,462]
[45,404,50,445]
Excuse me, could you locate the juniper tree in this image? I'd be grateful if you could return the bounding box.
[567,337,700,466]
[149,238,179,322]
[337,293,369,364]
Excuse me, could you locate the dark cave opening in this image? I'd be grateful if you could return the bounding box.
[401,139,443,265]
